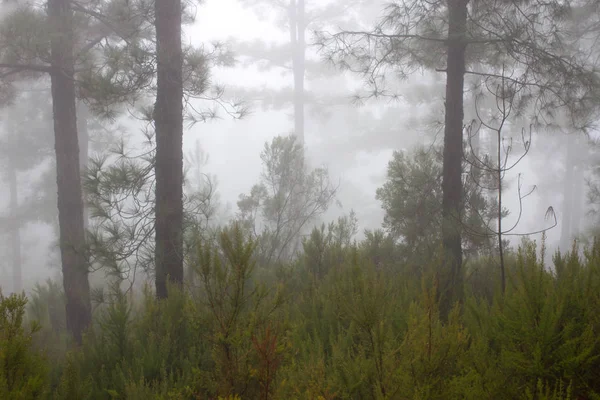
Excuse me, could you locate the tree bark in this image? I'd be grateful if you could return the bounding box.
[77,100,90,232]
[290,0,305,145]
[440,0,468,320]
[8,164,22,293]
[154,0,184,298]
[48,0,91,344]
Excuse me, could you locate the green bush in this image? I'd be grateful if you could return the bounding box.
[9,227,600,399]
[0,291,49,399]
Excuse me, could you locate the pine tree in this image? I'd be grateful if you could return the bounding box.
[153,0,184,298]
[234,0,379,145]
[237,135,337,265]
[47,0,91,344]
[316,0,600,318]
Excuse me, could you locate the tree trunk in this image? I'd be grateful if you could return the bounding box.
[77,100,90,232]
[48,0,91,344]
[154,0,184,299]
[290,0,305,145]
[8,164,22,293]
[440,0,468,320]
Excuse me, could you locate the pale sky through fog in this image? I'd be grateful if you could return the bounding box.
[0,0,573,291]
[182,0,391,230]
[180,0,555,242]
[185,0,290,215]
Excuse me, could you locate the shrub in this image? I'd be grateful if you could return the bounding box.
[0,291,49,399]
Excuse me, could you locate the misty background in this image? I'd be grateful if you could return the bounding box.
[0,0,591,293]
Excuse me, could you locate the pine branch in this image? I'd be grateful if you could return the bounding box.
[70,1,139,46]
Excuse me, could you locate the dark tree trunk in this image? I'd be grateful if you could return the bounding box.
[290,0,305,145]
[154,0,184,299]
[77,101,90,231]
[48,0,91,344]
[8,164,22,293]
[440,0,468,319]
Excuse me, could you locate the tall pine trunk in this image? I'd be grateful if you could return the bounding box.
[154,0,184,299]
[77,101,90,231]
[440,0,468,319]
[48,0,91,344]
[8,163,22,293]
[290,0,305,145]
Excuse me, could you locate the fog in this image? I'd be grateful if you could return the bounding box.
[3,1,600,397]
[0,0,596,294]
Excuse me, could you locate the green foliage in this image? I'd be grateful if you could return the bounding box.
[0,291,49,399]
[376,145,501,264]
[189,222,286,398]
[525,380,573,400]
[376,147,442,246]
[84,132,222,282]
[458,239,600,399]
[0,5,50,83]
[26,279,71,388]
[6,219,600,399]
[301,211,358,280]
[47,224,286,399]
[237,134,337,266]
[28,280,66,336]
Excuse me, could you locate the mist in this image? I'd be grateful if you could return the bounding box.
[1,0,600,397]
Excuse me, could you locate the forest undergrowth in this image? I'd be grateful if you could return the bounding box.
[2,224,600,400]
